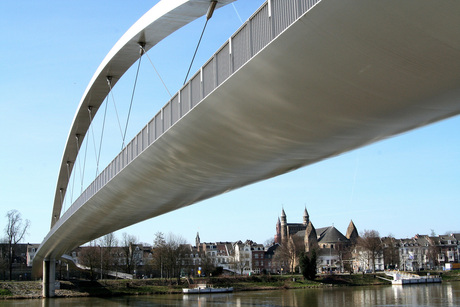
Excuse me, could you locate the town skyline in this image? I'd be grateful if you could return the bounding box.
[8,209,460,281]
[4,206,458,249]
[1,0,459,249]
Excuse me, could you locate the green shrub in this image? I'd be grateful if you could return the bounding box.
[0,288,13,296]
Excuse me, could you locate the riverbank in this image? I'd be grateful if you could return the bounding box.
[2,271,460,299]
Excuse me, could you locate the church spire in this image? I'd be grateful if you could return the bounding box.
[195,232,200,249]
[275,217,281,244]
[280,208,287,244]
[303,207,309,226]
[346,220,359,244]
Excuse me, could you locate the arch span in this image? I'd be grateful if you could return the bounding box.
[52,0,235,228]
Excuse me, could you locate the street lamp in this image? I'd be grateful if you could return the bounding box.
[98,245,102,280]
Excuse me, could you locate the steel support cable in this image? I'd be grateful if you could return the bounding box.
[232,3,243,23]
[107,78,125,142]
[121,46,144,150]
[183,1,217,85]
[88,107,99,175]
[81,129,89,193]
[96,94,110,177]
[69,159,77,207]
[59,189,64,218]
[75,135,82,184]
[65,162,73,211]
[183,19,209,86]
[74,134,85,194]
[140,45,172,98]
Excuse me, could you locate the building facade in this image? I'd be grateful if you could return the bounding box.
[274,208,359,273]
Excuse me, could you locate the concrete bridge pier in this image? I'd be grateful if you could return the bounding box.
[43,258,56,297]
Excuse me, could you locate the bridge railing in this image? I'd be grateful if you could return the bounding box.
[57,0,320,229]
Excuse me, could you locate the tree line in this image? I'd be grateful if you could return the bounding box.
[77,231,206,281]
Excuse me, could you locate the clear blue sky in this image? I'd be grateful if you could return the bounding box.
[1,0,459,247]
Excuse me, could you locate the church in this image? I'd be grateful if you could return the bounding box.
[275,208,359,272]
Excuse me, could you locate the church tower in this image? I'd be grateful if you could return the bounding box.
[346,220,359,244]
[275,217,281,244]
[303,207,309,226]
[195,232,201,250]
[304,221,318,252]
[280,208,287,244]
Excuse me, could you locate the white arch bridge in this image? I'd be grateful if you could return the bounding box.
[34,0,460,296]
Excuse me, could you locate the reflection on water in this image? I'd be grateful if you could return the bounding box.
[1,282,459,306]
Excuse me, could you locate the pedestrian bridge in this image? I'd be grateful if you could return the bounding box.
[33,0,460,296]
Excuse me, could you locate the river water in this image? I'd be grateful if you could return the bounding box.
[1,282,459,306]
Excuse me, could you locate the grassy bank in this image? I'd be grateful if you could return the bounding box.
[2,271,460,299]
[0,276,321,299]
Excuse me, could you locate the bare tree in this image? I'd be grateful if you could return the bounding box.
[427,237,440,270]
[357,230,382,273]
[382,235,399,270]
[274,235,304,273]
[230,256,247,276]
[98,232,117,278]
[4,210,30,280]
[152,233,190,280]
[200,253,216,277]
[163,233,188,281]
[152,232,166,278]
[264,238,275,248]
[79,241,100,281]
[121,233,139,275]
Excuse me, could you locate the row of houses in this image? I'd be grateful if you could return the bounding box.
[273,209,460,274]
[3,210,459,279]
[382,233,460,271]
[25,231,460,278]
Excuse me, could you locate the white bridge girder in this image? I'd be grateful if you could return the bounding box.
[36,0,460,283]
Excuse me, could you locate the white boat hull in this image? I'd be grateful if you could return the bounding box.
[183,287,233,294]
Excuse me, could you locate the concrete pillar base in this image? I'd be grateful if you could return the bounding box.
[43,258,56,297]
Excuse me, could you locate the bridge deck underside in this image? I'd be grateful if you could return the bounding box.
[38,0,460,265]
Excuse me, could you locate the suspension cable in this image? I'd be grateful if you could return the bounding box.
[75,135,81,176]
[65,161,72,210]
[96,94,110,177]
[70,159,77,206]
[140,45,172,98]
[183,19,209,85]
[107,77,125,142]
[81,129,89,193]
[232,3,243,23]
[122,44,144,150]
[59,188,64,214]
[183,1,217,85]
[88,107,99,173]
[75,134,83,191]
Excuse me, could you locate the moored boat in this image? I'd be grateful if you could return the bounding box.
[385,271,442,285]
[183,283,233,294]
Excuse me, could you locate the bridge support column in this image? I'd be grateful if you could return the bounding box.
[43,258,56,298]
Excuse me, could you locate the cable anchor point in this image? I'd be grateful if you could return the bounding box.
[138,42,146,56]
[207,1,218,20]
